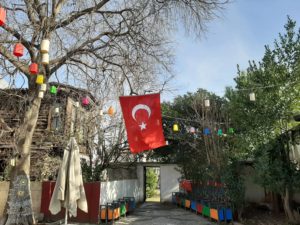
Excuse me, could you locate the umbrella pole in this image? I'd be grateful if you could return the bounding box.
[65,206,68,225]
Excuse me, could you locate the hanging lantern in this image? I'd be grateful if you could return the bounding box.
[36,74,44,84]
[249,92,256,101]
[75,101,80,108]
[50,86,57,94]
[204,128,210,135]
[228,127,234,134]
[10,158,16,167]
[204,99,210,107]
[107,106,114,116]
[189,127,196,133]
[217,129,223,136]
[166,140,169,145]
[40,39,50,53]
[13,43,24,57]
[38,91,44,99]
[29,63,38,75]
[173,123,179,132]
[99,109,103,116]
[82,97,90,106]
[41,53,49,65]
[54,107,60,114]
[0,7,6,26]
[40,84,47,92]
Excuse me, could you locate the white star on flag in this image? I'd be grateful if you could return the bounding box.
[139,122,147,130]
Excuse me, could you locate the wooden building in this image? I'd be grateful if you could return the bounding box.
[0,82,95,180]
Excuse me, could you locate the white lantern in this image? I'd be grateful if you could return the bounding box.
[54,107,60,114]
[42,53,49,65]
[75,101,80,108]
[99,109,103,116]
[190,127,196,133]
[204,99,210,107]
[38,91,44,98]
[166,140,169,145]
[10,158,16,166]
[40,83,47,92]
[249,92,256,101]
[41,39,50,53]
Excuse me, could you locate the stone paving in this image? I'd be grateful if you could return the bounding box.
[113,202,214,225]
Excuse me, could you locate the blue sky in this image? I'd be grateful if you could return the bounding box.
[162,0,300,101]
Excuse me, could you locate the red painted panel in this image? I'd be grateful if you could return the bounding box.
[41,181,100,223]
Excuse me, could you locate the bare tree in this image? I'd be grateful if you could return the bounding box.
[0,0,228,224]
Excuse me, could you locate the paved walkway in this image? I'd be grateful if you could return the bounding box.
[114,202,214,225]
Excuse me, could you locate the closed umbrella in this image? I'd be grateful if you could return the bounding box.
[49,137,88,225]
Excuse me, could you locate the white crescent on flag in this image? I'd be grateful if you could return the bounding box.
[132,104,151,121]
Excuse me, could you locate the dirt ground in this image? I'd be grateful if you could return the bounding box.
[241,205,288,225]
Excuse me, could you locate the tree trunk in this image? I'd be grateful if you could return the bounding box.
[283,187,300,225]
[2,96,42,225]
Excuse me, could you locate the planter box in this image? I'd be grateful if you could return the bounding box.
[40,181,100,223]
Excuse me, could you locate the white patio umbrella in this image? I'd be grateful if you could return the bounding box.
[49,137,88,225]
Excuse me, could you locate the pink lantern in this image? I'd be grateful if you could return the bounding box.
[13,43,24,57]
[82,97,90,106]
[29,63,38,74]
[0,7,6,26]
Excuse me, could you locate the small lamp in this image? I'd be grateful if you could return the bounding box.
[107,106,114,116]
[173,123,179,132]
[204,99,210,107]
[217,129,223,136]
[249,92,256,101]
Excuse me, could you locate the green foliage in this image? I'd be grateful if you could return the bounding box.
[81,160,103,182]
[146,168,159,198]
[221,159,245,218]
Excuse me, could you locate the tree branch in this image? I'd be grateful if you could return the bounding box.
[50,0,110,30]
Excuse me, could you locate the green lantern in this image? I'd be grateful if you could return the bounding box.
[50,86,57,94]
[228,127,234,134]
[217,129,223,136]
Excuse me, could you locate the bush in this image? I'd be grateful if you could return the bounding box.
[146,168,158,198]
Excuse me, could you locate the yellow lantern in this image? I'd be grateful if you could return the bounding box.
[108,106,114,116]
[173,123,179,132]
[36,75,44,84]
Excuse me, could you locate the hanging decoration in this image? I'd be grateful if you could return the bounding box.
[204,128,211,135]
[166,140,169,145]
[228,127,234,134]
[204,99,210,107]
[13,43,24,57]
[0,7,6,26]
[40,84,47,92]
[41,53,49,65]
[249,92,256,101]
[107,106,114,116]
[54,107,60,114]
[29,63,38,75]
[189,127,196,133]
[75,102,80,108]
[40,39,50,53]
[36,75,44,84]
[82,97,90,106]
[50,86,57,94]
[217,129,223,136]
[38,91,44,99]
[173,123,179,132]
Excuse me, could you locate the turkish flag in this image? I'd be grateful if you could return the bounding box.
[119,93,166,153]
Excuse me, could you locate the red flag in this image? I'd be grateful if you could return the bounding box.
[119,93,166,153]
